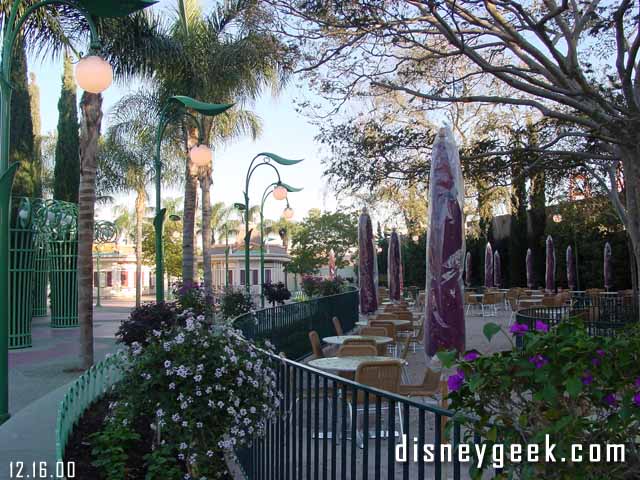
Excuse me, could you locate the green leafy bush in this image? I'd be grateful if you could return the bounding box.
[116,302,179,347]
[438,319,640,479]
[172,282,210,317]
[220,287,254,319]
[98,313,281,479]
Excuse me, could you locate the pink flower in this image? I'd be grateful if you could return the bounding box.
[463,351,480,361]
[534,320,549,333]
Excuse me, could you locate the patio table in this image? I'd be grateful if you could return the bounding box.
[356,319,411,327]
[323,335,393,346]
[518,298,542,306]
[308,356,396,372]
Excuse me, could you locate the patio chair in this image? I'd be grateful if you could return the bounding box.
[410,322,424,352]
[481,292,499,317]
[346,360,404,446]
[369,321,398,356]
[332,316,344,336]
[337,343,378,357]
[308,331,325,359]
[464,291,480,315]
[398,335,413,382]
[399,368,441,403]
[360,327,389,355]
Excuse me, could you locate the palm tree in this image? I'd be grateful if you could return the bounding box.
[151,0,290,299]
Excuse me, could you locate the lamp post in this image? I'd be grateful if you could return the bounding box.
[93,221,117,308]
[258,183,301,307]
[0,0,157,426]
[239,153,303,296]
[153,96,232,303]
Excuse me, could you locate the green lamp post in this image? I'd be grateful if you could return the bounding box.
[153,96,232,303]
[0,0,158,427]
[258,182,301,307]
[93,220,117,308]
[238,153,303,297]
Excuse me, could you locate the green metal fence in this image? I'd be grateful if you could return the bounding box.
[9,198,37,349]
[234,287,359,360]
[40,201,79,328]
[32,238,49,317]
[55,355,124,463]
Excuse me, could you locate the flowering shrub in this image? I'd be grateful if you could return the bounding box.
[98,312,282,479]
[301,275,323,297]
[220,287,254,319]
[173,282,211,317]
[116,302,180,347]
[301,275,343,298]
[262,281,291,306]
[437,319,640,479]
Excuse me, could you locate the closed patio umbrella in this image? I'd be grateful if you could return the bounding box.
[567,245,576,290]
[388,229,401,301]
[545,235,555,292]
[425,126,465,356]
[526,248,534,289]
[604,242,613,290]
[493,250,502,288]
[484,242,493,288]
[465,251,472,287]
[358,208,377,313]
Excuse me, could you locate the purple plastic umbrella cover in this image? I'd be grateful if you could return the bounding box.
[358,209,377,313]
[388,230,401,301]
[484,242,493,288]
[545,235,555,292]
[526,248,534,289]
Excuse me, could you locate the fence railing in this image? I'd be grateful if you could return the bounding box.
[234,287,359,360]
[515,294,639,338]
[235,353,485,480]
[55,356,124,463]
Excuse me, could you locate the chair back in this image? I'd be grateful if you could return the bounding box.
[374,313,397,320]
[508,297,520,312]
[360,327,387,337]
[337,343,377,357]
[308,331,324,359]
[355,360,402,396]
[421,368,441,392]
[342,338,377,348]
[464,292,479,305]
[369,321,396,340]
[482,293,499,305]
[332,316,344,336]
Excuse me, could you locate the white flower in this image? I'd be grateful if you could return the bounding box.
[205,387,212,394]
[182,420,188,427]
[175,333,185,344]
[196,364,204,372]
[164,360,172,368]
[249,406,256,414]
[179,442,188,450]
[152,329,161,337]
[122,419,128,426]
[163,342,172,352]
[172,413,181,422]
[194,374,202,383]
[196,422,203,429]
[156,409,164,418]
[206,450,214,457]
[169,382,176,390]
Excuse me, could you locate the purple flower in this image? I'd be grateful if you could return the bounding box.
[596,349,606,357]
[534,320,549,333]
[581,372,593,385]
[447,370,465,392]
[528,354,549,369]
[463,351,480,362]
[509,323,529,335]
[634,393,640,407]
[591,357,601,367]
[635,377,640,389]
[603,393,618,407]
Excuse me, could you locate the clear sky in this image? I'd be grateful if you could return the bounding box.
[28,0,336,223]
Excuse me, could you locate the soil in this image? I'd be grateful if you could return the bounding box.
[63,395,153,479]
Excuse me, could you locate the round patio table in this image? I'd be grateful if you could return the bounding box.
[308,356,397,372]
[599,291,619,295]
[518,299,542,306]
[356,319,411,327]
[323,335,393,346]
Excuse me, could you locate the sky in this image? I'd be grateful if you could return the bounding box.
[27,0,337,224]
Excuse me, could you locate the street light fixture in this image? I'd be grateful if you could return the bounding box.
[257,182,302,307]
[75,56,113,93]
[153,96,232,302]
[283,205,294,220]
[240,153,303,297]
[0,0,157,426]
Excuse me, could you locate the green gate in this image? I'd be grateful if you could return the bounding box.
[9,198,37,349]
[39,200,79,328]
[31,239,49,317]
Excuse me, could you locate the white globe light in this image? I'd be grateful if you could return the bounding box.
[283,207,294,220]
[190,145,212,168]
[273,185,288,201]
[75,56,113,94]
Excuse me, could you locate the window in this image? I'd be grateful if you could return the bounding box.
[252,269,258,285]
[228,270,233,285]
[121,271,128,287]
[106,272,113,287]
[240,270,246,286]
[265,269,272,283]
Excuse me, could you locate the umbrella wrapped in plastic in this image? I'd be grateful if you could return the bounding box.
[566,246,576,290]
[493,250,502,288]
[328,248,336,279]
[545,235,555,292]
[372,238,379,304]
[358,208,377,313]
[604,242,613,290]
[388,229,402,301]
[464,252,472,287]
[484,242,493,288]
[526,248,534,289]
[425,127,465,356]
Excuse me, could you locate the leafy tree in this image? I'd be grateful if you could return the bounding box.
[142,220,183,281]
[53,55,79,203]
[288,209,357,275]
[10,34,36,197]
[263,282,291,306]
[28,72,42,197]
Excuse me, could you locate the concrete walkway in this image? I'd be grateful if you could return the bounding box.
[0,300,135,474]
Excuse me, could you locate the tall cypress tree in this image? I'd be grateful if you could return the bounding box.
[28,72,42,198]
[10,34,36,198]
[509,149,528,287]
[53,54,80,203]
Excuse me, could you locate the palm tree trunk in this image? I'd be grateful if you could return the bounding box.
[200,168,213,300]
[135,189,145,307]
[182,129,198,286]
[78,92,103,369]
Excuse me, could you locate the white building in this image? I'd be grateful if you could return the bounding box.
[92,244,156,299]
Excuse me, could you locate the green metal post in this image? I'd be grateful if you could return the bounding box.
[224,229,229,289]
[95,251,101,307]
[260,209,265,307]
